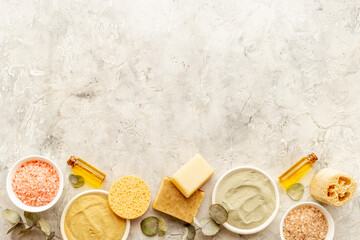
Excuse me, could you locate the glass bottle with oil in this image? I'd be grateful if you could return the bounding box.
[67,156,106,188]
[279,153,318,189]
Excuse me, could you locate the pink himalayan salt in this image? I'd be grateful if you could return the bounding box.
[12,160,60,207]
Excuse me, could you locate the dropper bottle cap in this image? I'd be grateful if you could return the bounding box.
[308,153,318,163]
[67,156,77,167]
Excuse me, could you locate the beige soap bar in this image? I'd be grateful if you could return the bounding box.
[153,177,204,223]
[171,154,214,198]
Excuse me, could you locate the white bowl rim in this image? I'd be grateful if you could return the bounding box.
[6,155,64,213]
[280,201,335,240]
[60,189,131,240]
[212,166,280,235]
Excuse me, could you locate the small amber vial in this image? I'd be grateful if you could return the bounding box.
[67,156,106,188]
[279,153,318,189]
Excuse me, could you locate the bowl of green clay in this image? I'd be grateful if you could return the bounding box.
[212,166,280,235]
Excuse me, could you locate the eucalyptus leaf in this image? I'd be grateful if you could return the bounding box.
[158,217,167,236]
[19,226,33,235]
[209,204,228,224]
[39,218,51,236]
[287,183,304,201]
[3,209,21,224]
[199,218,220,236]
[24,211,38,227]
[7,222,23,234]
[7,223,18,234]
[193,217,201,228]
[69,174,85,188]
[47,231,55,240]
[141,216,159,236]
[184,224,196,240]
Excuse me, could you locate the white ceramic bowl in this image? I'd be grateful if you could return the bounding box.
[280,202,334,240]
[212,166,280,235]
[6,155,64,212]
[60,190,130,240]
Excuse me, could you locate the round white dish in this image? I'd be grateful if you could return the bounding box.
[60,190,130,240]
[212,166,280,235]
[6,155,64,213]
[280,201,334,240]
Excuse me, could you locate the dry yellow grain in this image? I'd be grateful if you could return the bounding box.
[108,176,151,219]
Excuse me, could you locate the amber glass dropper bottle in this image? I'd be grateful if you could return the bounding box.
[67,156,106,188]
[279,153,318,189]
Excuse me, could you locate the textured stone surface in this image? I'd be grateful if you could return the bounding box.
[1,0,360,239]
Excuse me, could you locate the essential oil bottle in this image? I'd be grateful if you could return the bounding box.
[279,153,318,189]
[67,156,106,188]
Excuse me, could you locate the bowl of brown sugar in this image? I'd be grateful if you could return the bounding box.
[280,202,334,240]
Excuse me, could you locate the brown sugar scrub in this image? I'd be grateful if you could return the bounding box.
[283,205,328,240]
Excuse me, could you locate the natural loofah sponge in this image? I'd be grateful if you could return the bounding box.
[311,168,357,207]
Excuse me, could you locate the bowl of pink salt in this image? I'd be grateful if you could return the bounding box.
[6,155,64,212]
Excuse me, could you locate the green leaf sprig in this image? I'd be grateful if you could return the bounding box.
[189,203,227,237]
[2,209,60,240]
[69,174,85,188]
[140,216,167,237]
[209,203,228,224]
[183,224,196,240]
[286,183,304,201]
[140,203,229,238]
[198,218,220,236]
